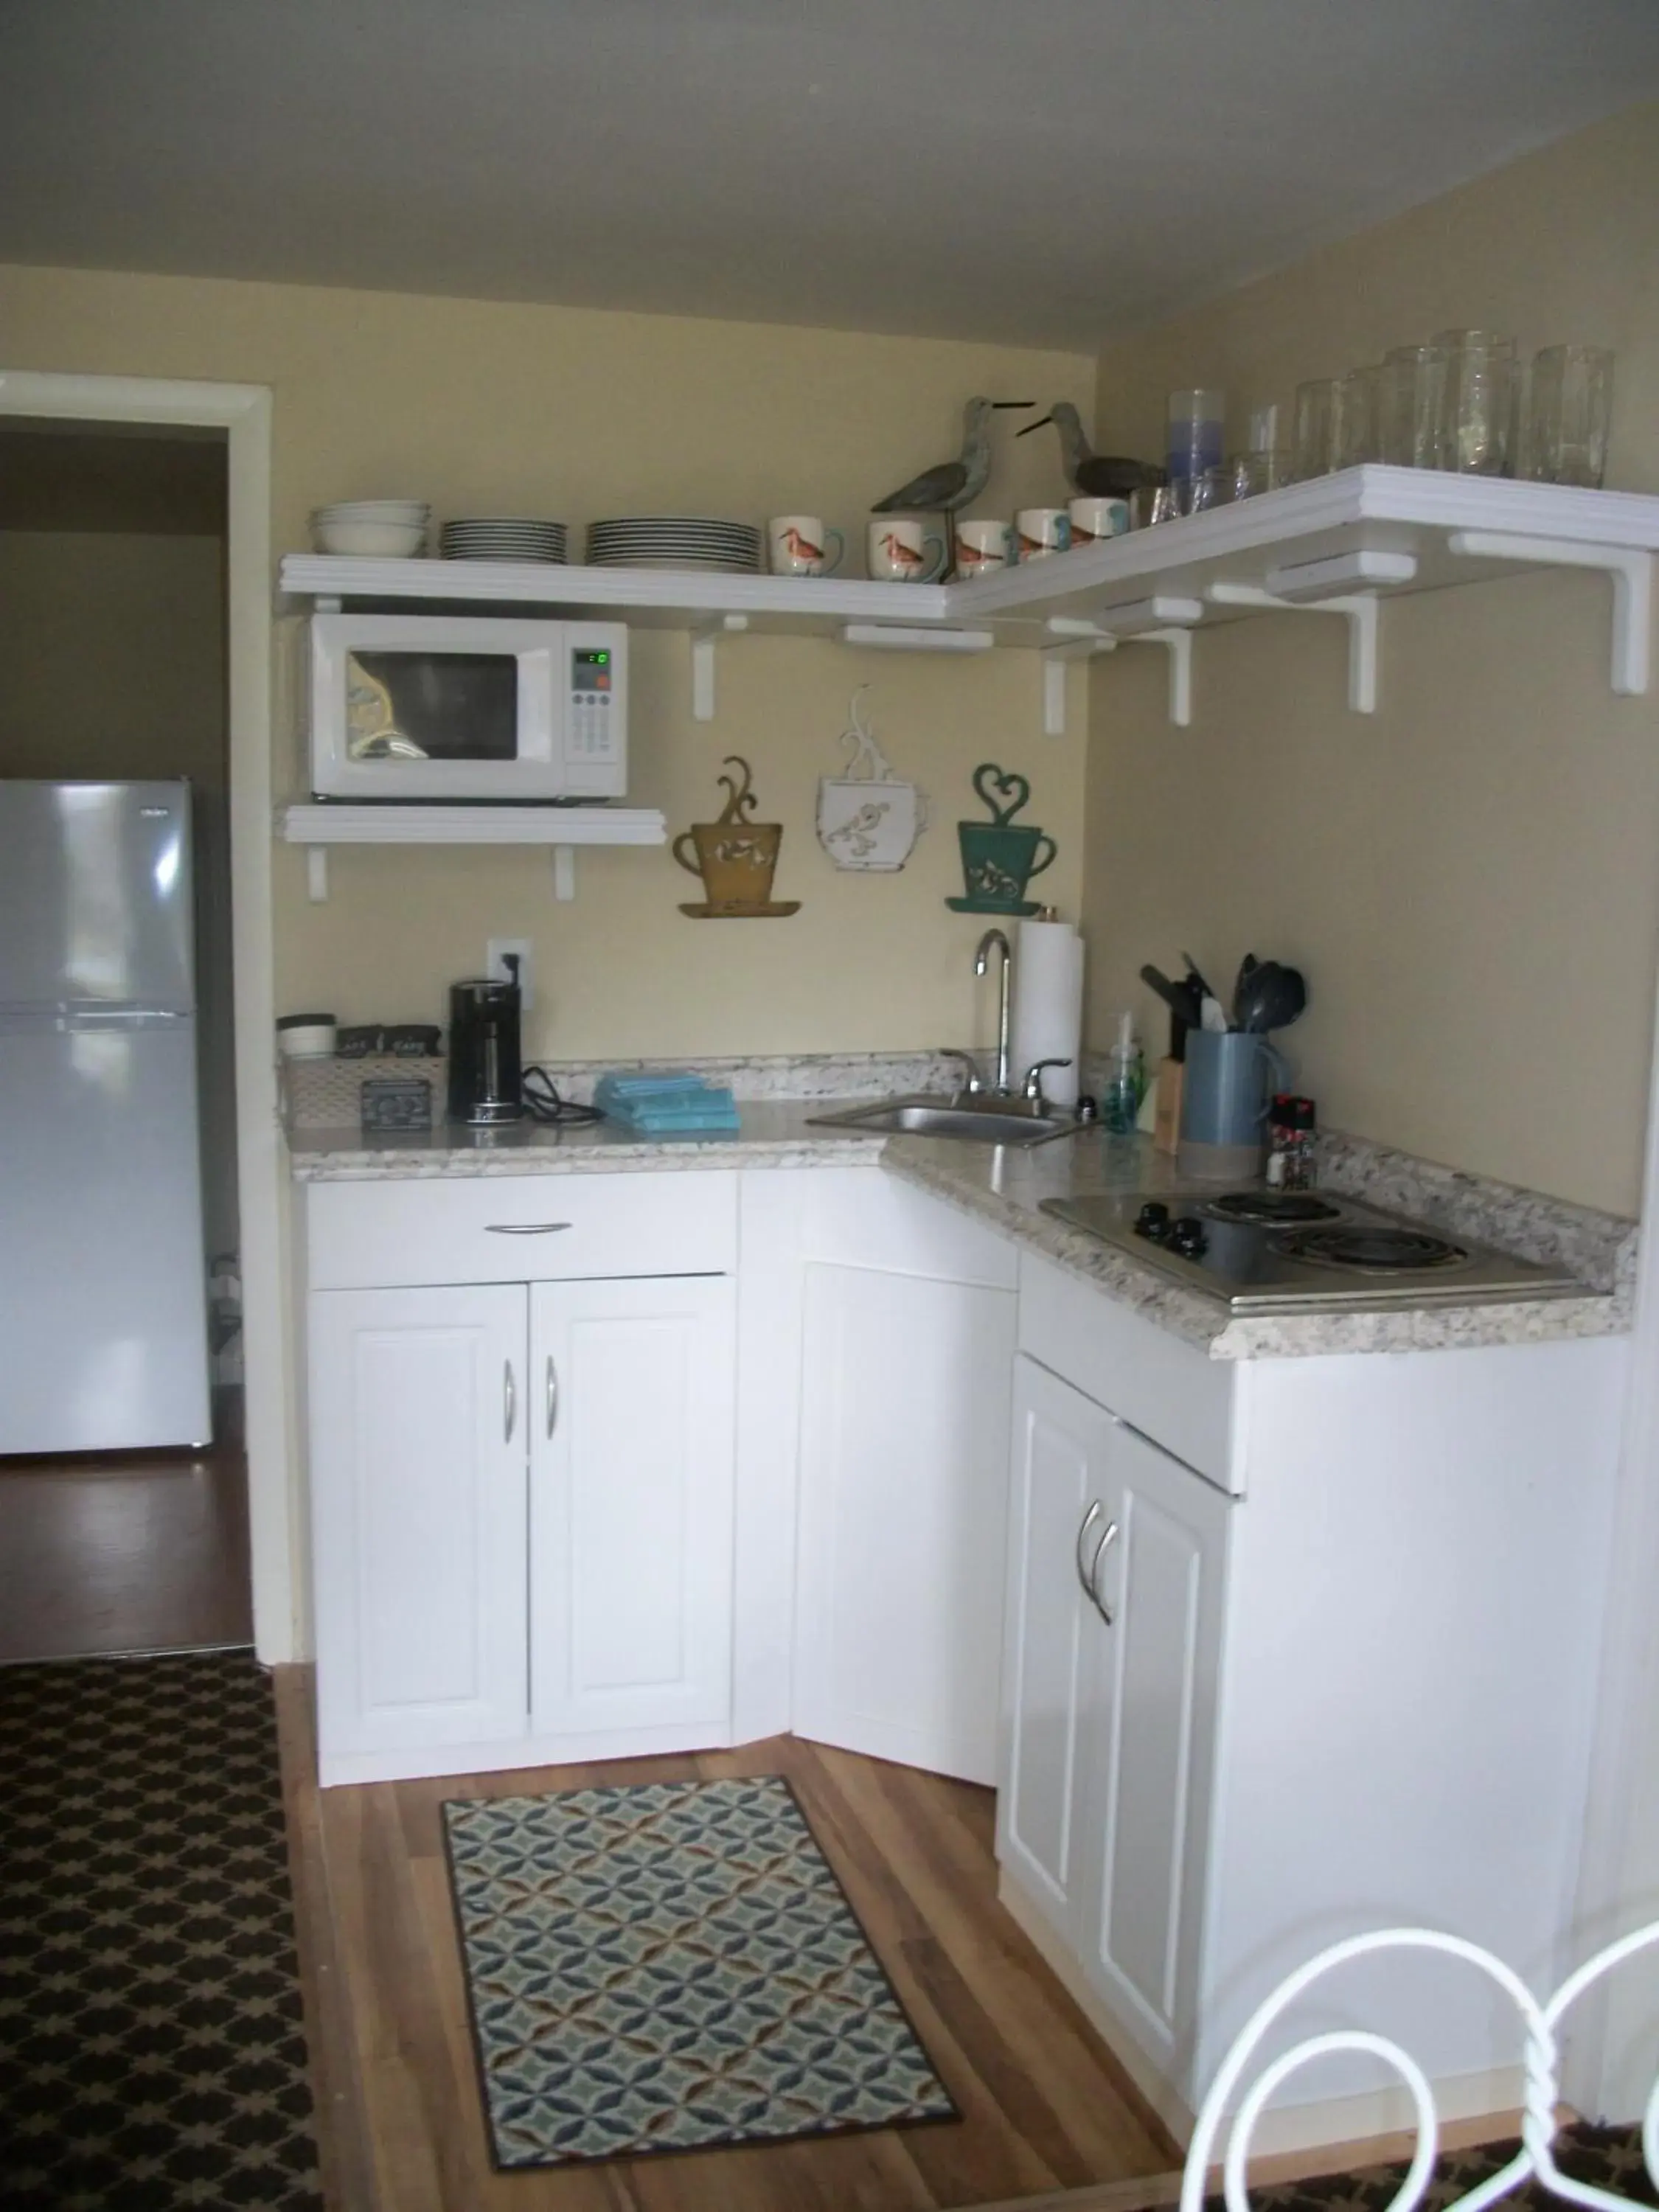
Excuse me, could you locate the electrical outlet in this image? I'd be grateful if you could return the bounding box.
[487,937,533,1012]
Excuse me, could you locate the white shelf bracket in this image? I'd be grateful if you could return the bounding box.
[1040,617,1117,736]
[1208,580,1380,714]
[1119,627,1194,727]
[552,846,577,900]
[1446,530,1653,695]
[305,846,329,902]
[689,613,750,722]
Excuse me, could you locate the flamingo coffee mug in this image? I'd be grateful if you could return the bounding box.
[768,515,844,577]
[867,519,947,582]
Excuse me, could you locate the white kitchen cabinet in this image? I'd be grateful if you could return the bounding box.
[737,1166,1017,1784]
[1000,1252,1627,2156]
[998,1352,1228,2082]
[303,1170,740,1784]
[1078,1412,1228,2069]
[308,1284,530,1762]
[529,1274,735,1741]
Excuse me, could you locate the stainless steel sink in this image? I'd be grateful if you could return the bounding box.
[807,1093,1081,1147]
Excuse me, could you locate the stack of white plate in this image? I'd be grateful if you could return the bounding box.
[310,500,429,556]
[440,518,568,563]
[586,518,762,573]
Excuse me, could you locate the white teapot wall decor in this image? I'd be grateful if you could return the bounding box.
[815,689,929,872]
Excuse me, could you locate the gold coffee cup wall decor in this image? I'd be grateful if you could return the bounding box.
[672,756,801,918]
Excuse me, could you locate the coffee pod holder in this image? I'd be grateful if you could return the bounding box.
[672,755,801,918]
[947,762,1058,916]
[815,688,929,872]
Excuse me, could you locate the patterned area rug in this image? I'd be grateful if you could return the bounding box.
[443,1771,959,2168]
[1222,2120,1655,2212]
[0,1649,322,2211]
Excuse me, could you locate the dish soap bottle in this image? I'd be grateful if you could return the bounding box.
[1103,1012,1141,1135]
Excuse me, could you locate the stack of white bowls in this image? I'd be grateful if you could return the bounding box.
[440,518,567,563]
[310,500,430,556]
[586,517,762,573]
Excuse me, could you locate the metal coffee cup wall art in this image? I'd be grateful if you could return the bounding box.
[673,756,801,918]
[947,762,1057,916]
[815,688,929,872]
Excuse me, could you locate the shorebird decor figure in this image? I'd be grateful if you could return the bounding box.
[1019,400,1166,500]
[872,397,1034,577]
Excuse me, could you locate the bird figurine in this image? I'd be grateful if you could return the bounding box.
[872,397,1034,579]
[1018,400,1165,499]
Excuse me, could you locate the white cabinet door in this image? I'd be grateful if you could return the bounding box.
[996,1352,1114,1935]
[793,1259,1015,1784]
[1079,1416,1229,2069]
[529,1275,736,1740]
[309,1284,529,1764]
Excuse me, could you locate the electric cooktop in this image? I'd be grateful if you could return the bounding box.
[1038,1185,1586,1313]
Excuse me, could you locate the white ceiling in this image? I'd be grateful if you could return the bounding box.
[4,0,1659,352]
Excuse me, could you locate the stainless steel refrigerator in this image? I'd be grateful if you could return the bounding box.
[0,780,212,1454]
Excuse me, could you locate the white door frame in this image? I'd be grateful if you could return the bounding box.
[0,369,295,1663]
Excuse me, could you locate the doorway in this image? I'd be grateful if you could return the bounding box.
[0,417,249,1659]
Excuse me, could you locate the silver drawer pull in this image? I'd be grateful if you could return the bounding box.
[504,1359,517,1442]
[486,1222,573,1235]
[1074,1500,1105,1601]
[546,1354,559,1439]
[1088,1518,1121,1627]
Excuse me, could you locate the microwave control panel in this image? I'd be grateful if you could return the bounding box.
[568,646,620,763]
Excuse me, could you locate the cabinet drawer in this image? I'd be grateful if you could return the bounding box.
[305,1170,738,1290]
[1018,1252,1235,1489]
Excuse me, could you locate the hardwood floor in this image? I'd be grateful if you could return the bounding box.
[0,1448,252,1663]
[274,1673,1183,2212]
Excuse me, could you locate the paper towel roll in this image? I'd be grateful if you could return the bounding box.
[1012,918,1084,1107]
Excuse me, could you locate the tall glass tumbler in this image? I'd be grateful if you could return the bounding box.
[1526,345,1613,487]
[1335,366,1382,469]
[1433,330,1517,476]
[1292,378,1338,480]
[1380,344,1447,467]
[1167,389,1225,486]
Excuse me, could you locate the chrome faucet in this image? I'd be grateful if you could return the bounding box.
[974,928,1014,1095]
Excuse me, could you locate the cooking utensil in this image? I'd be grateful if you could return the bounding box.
[1234,960,1307,1033]
[1140,964,1202,1029]
[1200,994,1229,1034]
[1231,953,1259,1029]
[1179,950,1217,1002]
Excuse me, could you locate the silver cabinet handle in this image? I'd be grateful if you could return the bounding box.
[1088,1518,1121,1627]
[545,1354,559,1439]
[1075,1500,1105,1603]
[504,1359,517,1442]
[486,1222,573,1235]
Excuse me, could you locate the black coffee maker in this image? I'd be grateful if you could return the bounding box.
[448,975,523,1125]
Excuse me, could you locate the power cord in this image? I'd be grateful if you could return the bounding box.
[521,1065,605,1126]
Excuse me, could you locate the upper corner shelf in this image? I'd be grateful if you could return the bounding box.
[277,470,1659,723]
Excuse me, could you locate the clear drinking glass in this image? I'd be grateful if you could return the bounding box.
[1335,366,1382,469]
[1128,482,1181,529]
[1433,330,1517,475]
[1292,378,1338,480]
[1178,467,1229,516]
[1526,345,1613,487]
[1228,451,1289,499]
[1380,344,1447,467]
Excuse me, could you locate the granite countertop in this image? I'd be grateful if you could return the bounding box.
[288,1102,1632,1361]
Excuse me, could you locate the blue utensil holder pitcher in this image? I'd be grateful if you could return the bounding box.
[1180,1031,1290,1152]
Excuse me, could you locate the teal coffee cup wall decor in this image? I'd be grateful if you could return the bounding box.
[947,763,1057,915]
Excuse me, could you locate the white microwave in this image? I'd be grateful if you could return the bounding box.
[308,613,628,802]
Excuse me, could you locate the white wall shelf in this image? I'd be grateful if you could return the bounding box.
[279,469,1659,737]
[278,803,666,902]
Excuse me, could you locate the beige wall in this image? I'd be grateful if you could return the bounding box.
[0,529,240,1256]
[1,266,1094,1068]
[1086,101,1659,1214]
